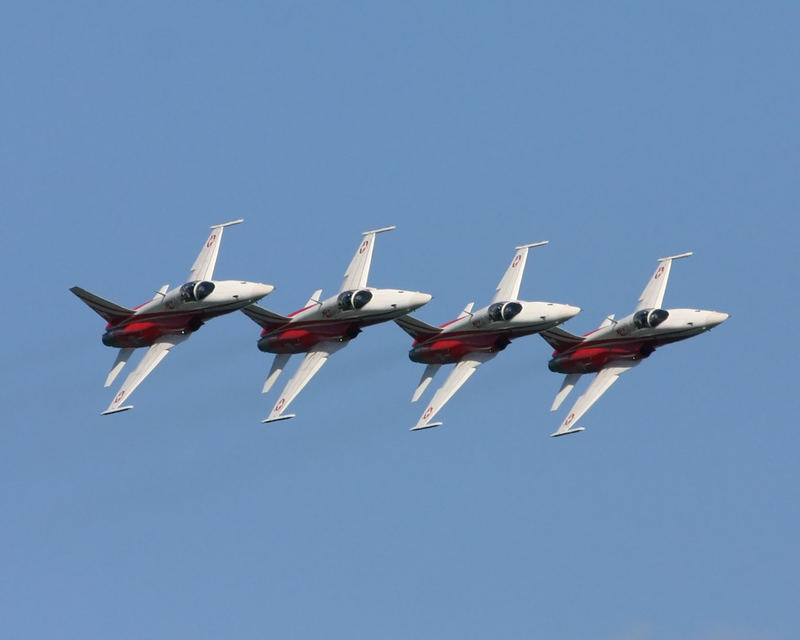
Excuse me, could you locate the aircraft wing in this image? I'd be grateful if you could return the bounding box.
[635,252,692,312]
[551,362,639,436]
[188,219,244,282]
[411,351,497,430]
[263,341,348,423]
[339,226,395,292]
[102,333,190,415]
[492,241,548,303]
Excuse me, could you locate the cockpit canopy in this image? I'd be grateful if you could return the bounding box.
[180,281,215,302]
[488,301,523,322]
[633,308,669,329]
[337,289,373,311]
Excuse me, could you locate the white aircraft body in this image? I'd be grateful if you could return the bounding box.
[71,220,274,414]
[395,242,581,430]
[243,226,432,423]
[543,252,728,436]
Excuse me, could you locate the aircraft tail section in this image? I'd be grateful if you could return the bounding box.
[394,315,441,342]
[241,304,291,330]
[540,327,584,353]
[70,286,134,324]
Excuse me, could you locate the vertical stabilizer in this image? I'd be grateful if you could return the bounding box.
[70,287,134,324]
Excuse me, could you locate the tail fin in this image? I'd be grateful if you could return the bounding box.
[540,327,583,352]
[241,304,291,330]
[70,286,134,324]
[395,315,442,342]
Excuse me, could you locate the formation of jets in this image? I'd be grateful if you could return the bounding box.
[71,221,728,435]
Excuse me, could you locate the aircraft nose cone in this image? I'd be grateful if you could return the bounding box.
[555,304,581,322]
[707,311,729,327]
[410,292,433,310]
[565,304,582,318]
[254,283,275,300]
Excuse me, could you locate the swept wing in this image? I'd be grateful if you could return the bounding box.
[102,333,190,414]
[491,241,548,303]
[263,341,348,423]
[551,362,639,436]
[188,219,244,282]
[339,226,395,292]
[411,351,497,430]
[635,252,692,312]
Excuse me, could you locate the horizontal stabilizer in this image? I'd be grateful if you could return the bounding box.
[540,327,583,353]
[263,353,291,393]
[70,287,134,323]
[598,314,616,330]
[457,302,475,320]
[394,315,442,342]
[152,284,169,301]
[105,347,134,388]
[241,304,291,329]
[304,289,323,308]
[551,373,581,411]
[412,363,441,402]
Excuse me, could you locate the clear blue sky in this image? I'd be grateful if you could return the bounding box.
[2,2,798,638]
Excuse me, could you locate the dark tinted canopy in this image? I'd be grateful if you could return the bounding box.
[488,301,523,322]
[338,289,372,311]
[633,308,669,329]
[180,281,215,302]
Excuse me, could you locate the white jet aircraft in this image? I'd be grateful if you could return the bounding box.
[543,252,729,436]
[242,226,432,423]
[395,242,581,430]
[71,219,274,414]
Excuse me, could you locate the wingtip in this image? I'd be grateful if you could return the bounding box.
[550,426,586,437]
[210,218,244,229]
[362,225,396,235]
[657,251,693,261]
[262,413,296,424]
[410,421,443,431]
[101,405,134,416]
[515,240,549,250]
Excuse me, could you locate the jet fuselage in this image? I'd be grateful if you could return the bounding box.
[258,288,432,354]
[102,280,273,348]
[410,301,581,364]
[548,307,729,374]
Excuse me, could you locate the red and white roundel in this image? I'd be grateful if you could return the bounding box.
[512,255,522,268]
[275,398,286,412]
[564,412,575,426]
[115,390,126,404]
[654,265,665,279]
[423,407,433,420]
[359,240,369,254]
